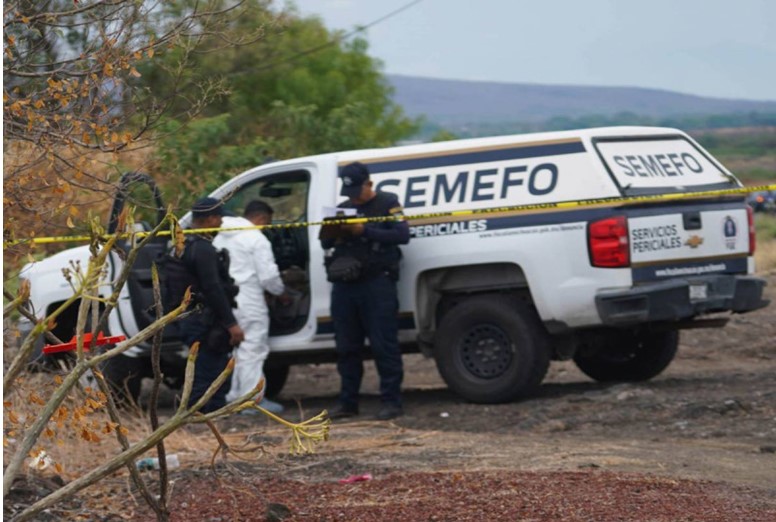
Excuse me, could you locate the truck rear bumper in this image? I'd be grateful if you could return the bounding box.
[596,275,769,326]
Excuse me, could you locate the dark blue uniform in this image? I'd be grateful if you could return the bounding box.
[321,191,410,414]
[178,234,238,413]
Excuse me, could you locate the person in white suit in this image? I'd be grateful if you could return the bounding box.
[214,200,288,414]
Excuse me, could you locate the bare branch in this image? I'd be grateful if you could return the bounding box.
[92,367,163,518]
[148,262,170,519]
[3,0,259,248]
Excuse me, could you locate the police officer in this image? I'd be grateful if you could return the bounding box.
[320,162,410,420]
[180,197,245,413]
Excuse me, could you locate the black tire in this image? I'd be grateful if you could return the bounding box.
[433,295,551,403]
[25,302,80,372]
[573,329,679,382]
[264,363,290,398]
[102,353,151,406]
[27,333,63,372]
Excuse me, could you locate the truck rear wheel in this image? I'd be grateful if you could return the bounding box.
[433,295,550,403]
[573,330,679,382]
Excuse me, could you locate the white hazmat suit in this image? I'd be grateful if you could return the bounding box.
[213,216,285,402]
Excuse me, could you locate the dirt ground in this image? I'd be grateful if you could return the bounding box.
[7,273,776,521]
[154,271,776,521]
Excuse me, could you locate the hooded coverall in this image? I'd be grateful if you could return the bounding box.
[213,216,285,402]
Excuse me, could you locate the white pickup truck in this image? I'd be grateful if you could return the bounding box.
[20,126,769,403]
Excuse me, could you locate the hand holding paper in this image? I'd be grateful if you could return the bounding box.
[319,206,358,241]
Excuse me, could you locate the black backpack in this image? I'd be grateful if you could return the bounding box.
[155,236,238,316]
[153,238,198,318]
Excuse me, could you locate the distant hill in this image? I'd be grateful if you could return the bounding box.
[387,74,776,127]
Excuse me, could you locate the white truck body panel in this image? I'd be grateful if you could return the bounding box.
[595,137,732,190]
[21,126,762,360]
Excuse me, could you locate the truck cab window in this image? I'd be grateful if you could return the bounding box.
[224,170,309,226]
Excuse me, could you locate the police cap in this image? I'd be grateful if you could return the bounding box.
[339,162,370,198]
[191,197,224,218]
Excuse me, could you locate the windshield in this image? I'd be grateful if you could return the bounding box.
[593,135,739,196]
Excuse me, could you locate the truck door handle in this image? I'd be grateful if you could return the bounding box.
[683,211,702,230]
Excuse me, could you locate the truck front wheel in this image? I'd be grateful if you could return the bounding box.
[573,329,679,382]
[433,295,550,403]
[102,353,150,406]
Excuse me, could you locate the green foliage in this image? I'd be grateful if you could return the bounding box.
[430,129,458,142]
[736,169,776,183]
[150,0,419,195]
[155,115,273,209]
[695,129,776,156]
[418,116,776,186]
[693,129,776,184]
[417,112,776,141]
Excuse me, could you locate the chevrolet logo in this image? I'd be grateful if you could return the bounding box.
[685,235,704,248]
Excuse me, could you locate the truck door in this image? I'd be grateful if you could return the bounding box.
[219,169,313,336]
[107,172,169,340]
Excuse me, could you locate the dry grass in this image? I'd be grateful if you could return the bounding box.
[755,238,776,273]
[3,370,266,520]
[5,372,146,480]
[3,366,315,491]
[3,141,157,274]
[755,214,776,273]
[3,371,246,484]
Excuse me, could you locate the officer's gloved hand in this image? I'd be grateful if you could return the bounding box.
[277,291,294,307]
[341,223,364,236]
[227,324,245,346]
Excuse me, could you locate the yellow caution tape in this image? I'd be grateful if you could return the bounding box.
[4,183,776,248]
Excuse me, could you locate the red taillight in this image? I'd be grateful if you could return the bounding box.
[747,205,756,255]
[588,216,630,268]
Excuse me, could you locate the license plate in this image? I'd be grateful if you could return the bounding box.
[689,283,708,301]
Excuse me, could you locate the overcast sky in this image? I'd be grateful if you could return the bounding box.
[289,0,776,101]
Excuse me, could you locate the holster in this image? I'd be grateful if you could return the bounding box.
[201,325,232,354]
[325,255,364,283]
